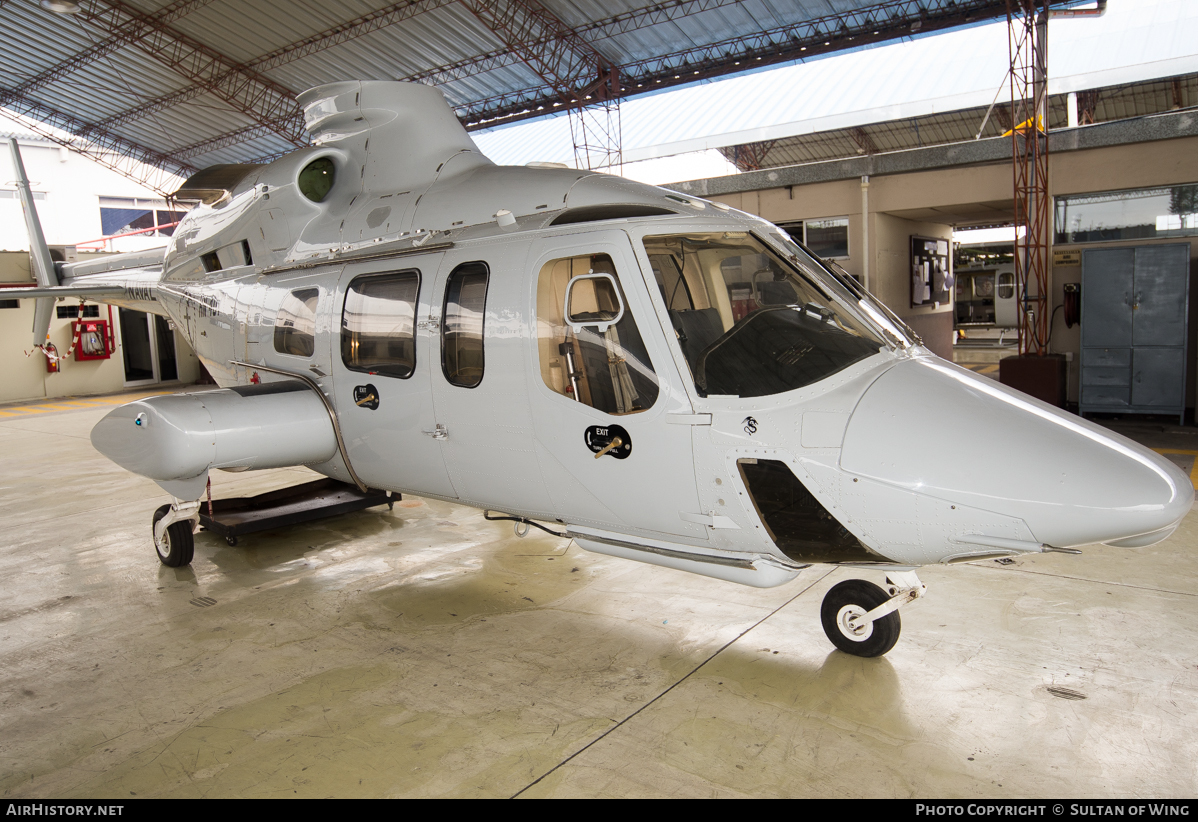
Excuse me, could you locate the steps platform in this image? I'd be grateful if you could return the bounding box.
[198,478,396,546]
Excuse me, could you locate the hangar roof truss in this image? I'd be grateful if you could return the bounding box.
[0,0,1076,195]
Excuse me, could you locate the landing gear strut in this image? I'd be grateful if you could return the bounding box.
[820,571,926,657]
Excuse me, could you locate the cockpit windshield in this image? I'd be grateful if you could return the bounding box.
[764,228,919,349]
[642,232,886,398]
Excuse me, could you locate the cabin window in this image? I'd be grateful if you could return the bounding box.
[642,233,884,398]
[274,287,319,358]
[341,270,419,379]
[441,262,488,388]
[298,158,335,203]
[536,253,659,415]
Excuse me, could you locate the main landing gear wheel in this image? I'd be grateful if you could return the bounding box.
[821,579,901,658]
[153,504,195,568]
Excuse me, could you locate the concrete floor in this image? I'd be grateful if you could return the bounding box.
[1,395,1197,798]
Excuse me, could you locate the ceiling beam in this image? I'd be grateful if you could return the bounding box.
[163,0,733,164]
[455,0,1071,127]
[458,0,614,104]
[0,0,214,110]
[92,0,452,134]
[78,0,308,146]
[0,94,195,196]
[414,0,746,86]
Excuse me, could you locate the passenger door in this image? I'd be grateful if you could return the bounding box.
[525,230,707,541]
[331,253,457,498]
[427,247,554,515]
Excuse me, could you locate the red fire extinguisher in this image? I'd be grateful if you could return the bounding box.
[44,342,59,373]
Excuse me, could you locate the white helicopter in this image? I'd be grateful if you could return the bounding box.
[7,81,1191,658]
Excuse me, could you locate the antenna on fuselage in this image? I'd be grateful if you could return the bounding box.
[6,139,59,347]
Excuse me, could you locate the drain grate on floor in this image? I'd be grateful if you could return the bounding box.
[189,596,217,608]
[1047,686,1086,700]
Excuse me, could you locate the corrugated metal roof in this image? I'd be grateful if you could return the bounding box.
[475,0,1198,168]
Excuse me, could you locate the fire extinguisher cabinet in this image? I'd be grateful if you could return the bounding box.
[73,319,113,361]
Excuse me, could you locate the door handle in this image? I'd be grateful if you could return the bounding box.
[593,436,623,459]
[584,424,631,459]
[423,423,449,440]
[353,383,379,410]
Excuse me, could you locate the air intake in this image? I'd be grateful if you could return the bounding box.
[737,458,882,564]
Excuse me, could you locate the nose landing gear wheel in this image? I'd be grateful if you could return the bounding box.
[152,504,195,568]
[821,579,900,657]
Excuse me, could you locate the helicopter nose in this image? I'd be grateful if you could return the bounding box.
[840,358,1193,549]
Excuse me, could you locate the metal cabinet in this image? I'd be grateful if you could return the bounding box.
[1080,244,1190,423]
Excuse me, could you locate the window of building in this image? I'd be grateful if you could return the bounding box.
[341,270,420,379]
[56,305,100,319]
[1055,185,1198,244]
[775,218,850,260]
[274,288,319,358]
[536,253,659,414]
[441,262,488,388]
[0,190,46,201]
[98,197,189,238]
[0,299,18,309]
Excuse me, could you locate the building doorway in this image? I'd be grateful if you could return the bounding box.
[119,308,178,386]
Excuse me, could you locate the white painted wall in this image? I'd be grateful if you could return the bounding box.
[0,135,183,254]
[0,137,200,403]
[0,251,201,404]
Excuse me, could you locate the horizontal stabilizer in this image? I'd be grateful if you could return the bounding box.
[2,284,131,299]
[64,247,166,278]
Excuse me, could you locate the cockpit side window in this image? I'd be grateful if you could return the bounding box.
[273,287,319,357]
[341,270,420,379]
[536,253,659,415]
[642,233,885,398]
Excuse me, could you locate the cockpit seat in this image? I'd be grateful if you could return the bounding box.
[670,308,724,375]
[758,280,799,306]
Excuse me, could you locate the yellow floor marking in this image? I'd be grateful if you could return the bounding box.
[0,389,182,418]
[1152,448,1198,486]
[979,364,1000,373]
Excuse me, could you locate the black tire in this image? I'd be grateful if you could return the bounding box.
[820,579,900,658]
[152,505,195,567]
[225,536,238,547]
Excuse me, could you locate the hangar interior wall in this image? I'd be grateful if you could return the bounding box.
[713,134,1198,410]
[0,252,200,404]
